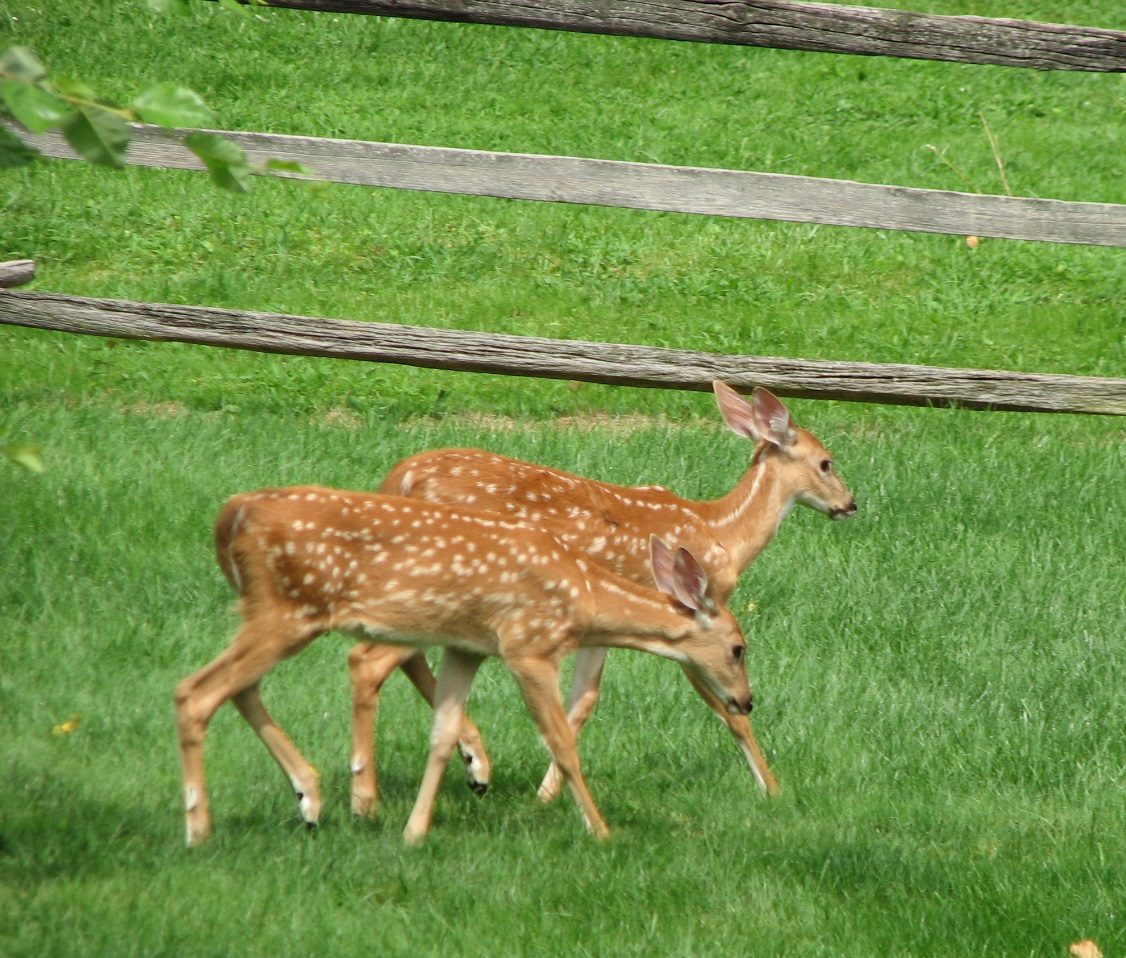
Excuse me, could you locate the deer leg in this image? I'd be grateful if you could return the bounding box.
[175,656,224,848]
[403,647,484,845]
[537,646,608,803]
[681,664,780,796]
[232,683,322,830]
[507,653,610,840]
[399,651,492,796]
[347,642,420,819]
[174,618,318,846]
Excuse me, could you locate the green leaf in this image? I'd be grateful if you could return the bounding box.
[52,76,98,102]
[217,0,248,12]
[133,83,215,129]
[3,443,45,474]
[0,79,72,133]
[62,105,130,168]
[263,158,312,176]
[0,47,47,83]
[0,124,38,168]
[184,132,251,192]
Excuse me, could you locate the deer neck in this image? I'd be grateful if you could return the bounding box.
[579,566,692,661]
[696,446,796,576]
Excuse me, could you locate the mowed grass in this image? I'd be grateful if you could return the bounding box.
[2,1,1125,956]
[2,1,1124,420]
[1,398,1123,958]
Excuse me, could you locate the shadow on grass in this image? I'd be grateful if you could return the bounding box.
[0,763,179,884]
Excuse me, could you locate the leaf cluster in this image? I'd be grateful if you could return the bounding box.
[0,45,251,191]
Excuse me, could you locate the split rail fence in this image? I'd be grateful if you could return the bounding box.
[2,0,1124,414]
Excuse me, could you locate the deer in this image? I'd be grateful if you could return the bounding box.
[174,487,753,846]
[347,381,855,811]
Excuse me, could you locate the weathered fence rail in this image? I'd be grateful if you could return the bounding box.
[242,0,1126,72]
[14,124,1126,248]
[0,260,35,288]
[3,289,1123,415]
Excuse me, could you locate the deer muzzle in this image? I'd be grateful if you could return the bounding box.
[728,693,754,716]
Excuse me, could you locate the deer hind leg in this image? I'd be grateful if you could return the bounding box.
[537,646,608,803]
[232,683,322,830]
[507,652,609,840]
[680,664,780,797]
[347,642,420,819]
[399,651,491,796]
[403,647,484,845]
[174,617,318,846]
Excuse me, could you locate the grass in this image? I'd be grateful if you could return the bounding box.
[2,1,1125,955]
[0,401,1124,957]
[2,2,1124,419]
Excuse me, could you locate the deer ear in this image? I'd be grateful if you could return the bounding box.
[650,536,677,595]
[750,387,797,449]
[713,380,761,441]
[672,548,710,613]
[651,538,714,616]
[714,381,797,450]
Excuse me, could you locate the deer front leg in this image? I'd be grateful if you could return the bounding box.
[507,653,610,840]
[399,651,492,796]
[680,664,780,796]
[537,646,608,803]
[403,647,484,845]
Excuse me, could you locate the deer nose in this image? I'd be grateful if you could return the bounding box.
[831,498,857,520]
[729,694,753,716]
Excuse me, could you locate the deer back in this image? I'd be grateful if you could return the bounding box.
[215,486,603,657]
[381,449,734,596]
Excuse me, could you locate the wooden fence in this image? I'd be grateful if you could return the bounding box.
[4,285,1124,414]
[3,0,1124,413]
[240,0,1126,72]
[13,123,1126,247]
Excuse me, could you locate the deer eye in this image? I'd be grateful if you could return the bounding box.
[820,459,832,473]
[732,645,745,663]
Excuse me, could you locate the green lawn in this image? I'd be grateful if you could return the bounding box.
[1,402,1123,957]
[2,1,1124,956]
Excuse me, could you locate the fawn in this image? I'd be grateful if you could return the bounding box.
[175,488,752,845]
[348,382,855,809]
